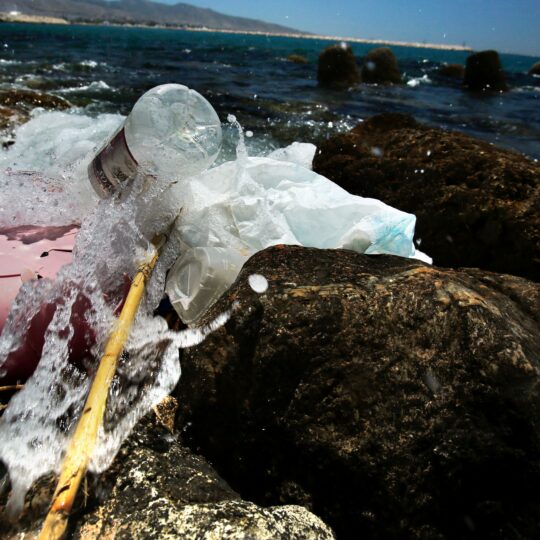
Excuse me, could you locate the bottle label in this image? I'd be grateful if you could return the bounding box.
[88,127,139,198]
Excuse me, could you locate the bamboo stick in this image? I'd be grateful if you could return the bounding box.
[38,245,160,540]
[0,385,24,393]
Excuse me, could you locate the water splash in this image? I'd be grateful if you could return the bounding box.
[0,117,232,516]
[227,113,249,164]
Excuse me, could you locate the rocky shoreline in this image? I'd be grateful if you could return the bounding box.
[4,244,539,538]
[1,56,540,539]
[314,113,540,281]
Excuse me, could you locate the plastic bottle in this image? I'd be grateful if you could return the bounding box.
[88,83,222,197]
[166,247,250,324]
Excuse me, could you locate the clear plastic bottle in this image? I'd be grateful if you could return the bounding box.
[166,247,250,324]
[88,83,222,197]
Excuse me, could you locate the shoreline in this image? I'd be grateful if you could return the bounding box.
[181,27,473,52]
[0,12,472,52]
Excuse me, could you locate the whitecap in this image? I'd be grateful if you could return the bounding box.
[79,59,98,68]
[58,80,113,93]
[407,74,432,87]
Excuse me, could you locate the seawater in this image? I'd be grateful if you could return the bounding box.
[0,23,539,159]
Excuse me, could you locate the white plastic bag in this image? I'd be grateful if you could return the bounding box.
[166,143,427,323]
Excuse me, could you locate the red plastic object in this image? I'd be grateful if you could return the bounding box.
[0,224,78,331]
[0,225,78,384]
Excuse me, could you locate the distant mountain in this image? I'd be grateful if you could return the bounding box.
[0,0,302,33]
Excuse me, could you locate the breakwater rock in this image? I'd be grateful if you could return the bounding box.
[361,47,402,85]
[175,245,540,539]
[464,50,508,92]
[313,113,540,281]
[317,44,361,88]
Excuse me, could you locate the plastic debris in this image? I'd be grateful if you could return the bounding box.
[166,141,428,324]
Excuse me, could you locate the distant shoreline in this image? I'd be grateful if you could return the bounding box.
[184,27,473,52]
[0,12,472,52]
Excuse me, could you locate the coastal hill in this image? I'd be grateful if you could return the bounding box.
[0,0,300,33]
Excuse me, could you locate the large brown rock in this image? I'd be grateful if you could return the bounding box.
[361,47,402,84]
[312,113,540,281]
[317,43,361,88]
[176,246,540,539]
[464,50,508,92]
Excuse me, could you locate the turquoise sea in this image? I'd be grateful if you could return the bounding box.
[1,22,539,158]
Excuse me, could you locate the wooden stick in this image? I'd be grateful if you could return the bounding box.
[0,384,24,393]
[38,245,160,540]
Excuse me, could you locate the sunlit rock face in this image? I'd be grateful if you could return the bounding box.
[175,245,540,540]
[464,50,508,92]
[0,89,72,145]
[360,47,402,85]
[1,405,336,540]
[317,43,361,88]
[313,113,540,281]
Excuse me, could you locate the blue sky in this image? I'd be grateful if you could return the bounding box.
[157,0,539,56]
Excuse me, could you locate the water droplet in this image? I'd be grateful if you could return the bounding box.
[248,274,268,294]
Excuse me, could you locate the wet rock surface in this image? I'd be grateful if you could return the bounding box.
[1,399,335,539]
[0,89,71,111]
[464,50,508,92]
[288,54,309,64]
[175,245,540,540]
[0,88,71,145]
[438,63,465,79]
[313,113,540,280]
[361,47,402,85]
[529,61,540,76]
[317,44,361,88]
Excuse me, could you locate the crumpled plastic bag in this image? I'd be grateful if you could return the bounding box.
[166,142,429,323]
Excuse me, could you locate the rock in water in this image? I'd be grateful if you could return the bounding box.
[317,43,361,88]
[360,47,402,84]
[288,54,309,64]
[529,61,540,76]
[176,246,540,539]
[313,113,540,281]
[438,63,465,79]
[0,89,71,111]
[464,50,508,92]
